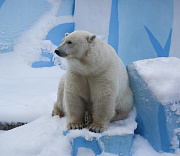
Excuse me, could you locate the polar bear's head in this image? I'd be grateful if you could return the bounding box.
[55,31,96,60]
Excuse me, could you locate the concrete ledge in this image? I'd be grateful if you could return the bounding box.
[63,108,136,156]
[127,62,180,153]
[64,131,133,156]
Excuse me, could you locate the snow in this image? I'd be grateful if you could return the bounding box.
[0,51,66,123]
[0,108,136,156]
[0,115,72,156]
[0,130,5,134]
[67,107,137,140]
[170,103,180,116]
[0,114,179,156]
[134,57,180,104]
[77,148,96,156]
[171,128,180,149]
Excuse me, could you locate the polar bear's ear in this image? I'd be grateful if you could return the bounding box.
[65,33,69,37]
[87,34,96,43]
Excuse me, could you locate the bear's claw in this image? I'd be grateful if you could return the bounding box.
[88,123,105,133]
[68,123,85,130]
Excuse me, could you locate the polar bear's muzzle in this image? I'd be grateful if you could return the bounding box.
[54,49,67,57]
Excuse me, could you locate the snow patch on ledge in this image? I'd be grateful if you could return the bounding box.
[67,107,137,140]
[134,57,180,104]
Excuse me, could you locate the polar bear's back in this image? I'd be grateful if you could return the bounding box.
[97,38,129,88]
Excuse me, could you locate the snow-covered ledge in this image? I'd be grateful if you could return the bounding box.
[64,108,136,156]
[0,109,137,156]
[127,57,180,153]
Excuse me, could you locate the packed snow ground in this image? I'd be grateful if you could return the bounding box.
[0,114,179,156]
[0,0,67,123]
[0,109,137,156]
[0,52,65,123]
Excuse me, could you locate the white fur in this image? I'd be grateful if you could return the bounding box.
[52,31,133,133]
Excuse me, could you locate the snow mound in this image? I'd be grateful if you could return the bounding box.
[0,108,136,156]
[0,52,66,123]
[134,57,180,104]
[0,115,71,156]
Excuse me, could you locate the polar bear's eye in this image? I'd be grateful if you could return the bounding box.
[67,41,72,44]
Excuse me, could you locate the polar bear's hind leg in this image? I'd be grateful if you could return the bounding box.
[111,89,133,122]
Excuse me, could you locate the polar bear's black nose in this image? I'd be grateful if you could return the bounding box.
[55,50,60,55]
[54,49,67,57]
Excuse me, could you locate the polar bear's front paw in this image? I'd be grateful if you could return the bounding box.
[89,123,106,133]
[68,122,85,130]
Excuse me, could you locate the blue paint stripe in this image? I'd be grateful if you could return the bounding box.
[32,61,54,68]
[0,0,5,8]
[108,0,119,53]
[144,26,172,57]
[72,0,75,16]
[31,52,54,68]
[144,26,163,56]
[158,104,171,152]
[72,137,102,156]
[164,28,172,57]
[57,0,75,16]
[46,23,74,46]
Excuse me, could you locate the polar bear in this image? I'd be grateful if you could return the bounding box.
[52,31,133,133]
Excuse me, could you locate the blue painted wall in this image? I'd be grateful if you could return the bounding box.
[46,23,75,46]
[0,0,51,53]
[118,0,174,65]
[0,0,176,65]
[144,26,172,57]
